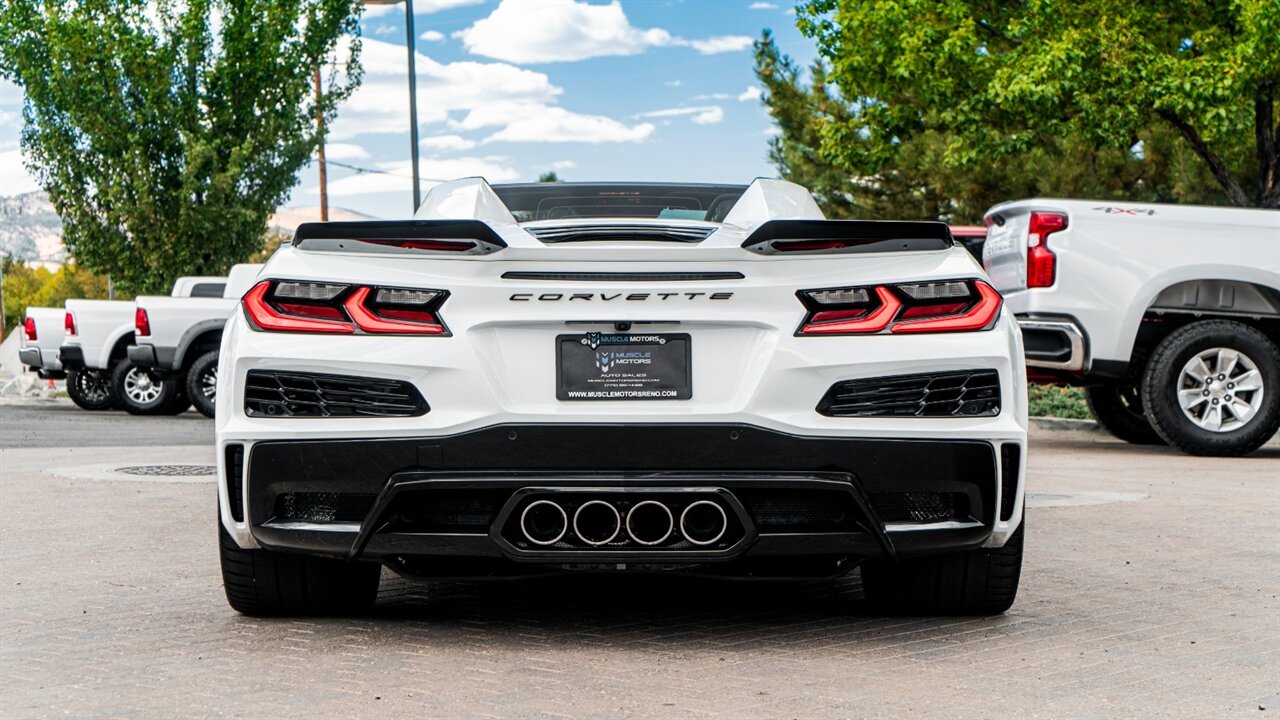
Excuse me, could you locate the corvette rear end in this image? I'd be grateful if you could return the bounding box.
[216,179,1028,616]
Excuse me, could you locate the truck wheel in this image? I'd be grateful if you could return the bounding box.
[219,522,380,616]
[1084,385,1164,445]
[65,369,115,411]
[861,521,1023,616]
[1141,320,1280,457]
[185,350,219,418]
[110,358,183,416]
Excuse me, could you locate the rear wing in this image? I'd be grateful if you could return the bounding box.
[293,220,507,255]
[741,220,953,255]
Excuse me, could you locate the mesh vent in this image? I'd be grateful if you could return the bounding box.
[385,489,512,533]
[817,370,1000,418]
[245,370,427,418]
[872,492,967,523]
[740,490,862,533]
[274,492,377,523]
[224,445,244,522]
[1000,443,1021,521]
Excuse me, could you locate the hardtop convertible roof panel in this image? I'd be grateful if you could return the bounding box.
[489,182,749,223]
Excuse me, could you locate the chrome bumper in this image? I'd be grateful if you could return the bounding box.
[1017,318,1087,372]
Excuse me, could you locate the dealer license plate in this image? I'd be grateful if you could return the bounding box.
[556,333,691,401]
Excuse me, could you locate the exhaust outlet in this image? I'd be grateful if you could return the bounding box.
[520,500,567,546]
[680,500,728,546]
[626,500,673,546]
[573,500,621,545]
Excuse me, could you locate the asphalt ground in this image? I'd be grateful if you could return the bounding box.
[0,403,1277,718]
[0,400,212,448]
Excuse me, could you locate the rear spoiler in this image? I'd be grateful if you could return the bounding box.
[741,220,953,255]
[293,220,507,255]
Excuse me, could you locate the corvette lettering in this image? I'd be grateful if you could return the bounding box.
[510,292,734,301]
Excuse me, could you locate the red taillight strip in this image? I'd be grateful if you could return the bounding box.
[889,281,1002,333]
[357,238,477,252]
[801,286,901,335]
[242,282,354,334]
[342,287,446,335]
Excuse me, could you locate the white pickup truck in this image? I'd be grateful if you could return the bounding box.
[59,276,229,415]
[129,264,261,417]
[983,199,1280,456]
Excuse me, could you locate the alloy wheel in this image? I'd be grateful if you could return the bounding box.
[1176,347,1264,432]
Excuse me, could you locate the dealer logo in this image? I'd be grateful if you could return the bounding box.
[594,351,613,372]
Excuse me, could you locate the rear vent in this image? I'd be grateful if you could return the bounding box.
[739,490,863,533]
[872,492,969,524]
[274,492,377,523]
[1000,443,1021,521]
[245,371,427,418]
[817,370,1000,418]
[526,224,716,244]
[224,444,244,522]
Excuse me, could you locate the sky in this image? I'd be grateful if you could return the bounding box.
[0,0,818,220]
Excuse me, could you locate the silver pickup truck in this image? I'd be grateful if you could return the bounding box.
[984,198,1280,456]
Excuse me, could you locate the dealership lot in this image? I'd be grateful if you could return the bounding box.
[0,405,1276,719]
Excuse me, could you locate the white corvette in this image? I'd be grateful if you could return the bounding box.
[216,179,1028,616]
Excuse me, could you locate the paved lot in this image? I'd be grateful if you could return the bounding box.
[0,400,212,448]
[0,408,1277,719]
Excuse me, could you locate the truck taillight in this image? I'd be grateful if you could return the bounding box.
[797,279,1002,335]
[64,312,77,337]
[242,280,448,335]
[135,308,151,337]
[23,317,36,341]
[1027,211,1067,288]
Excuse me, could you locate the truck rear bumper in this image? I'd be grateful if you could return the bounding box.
[1017,315,1087,372]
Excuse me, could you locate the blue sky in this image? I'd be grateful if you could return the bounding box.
[0,0,819,220]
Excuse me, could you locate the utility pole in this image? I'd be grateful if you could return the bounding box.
[404,0,421,212]
[315,66,329,221]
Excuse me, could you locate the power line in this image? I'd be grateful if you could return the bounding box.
[318,158,449,184]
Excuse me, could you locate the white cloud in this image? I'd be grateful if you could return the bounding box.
[551,160,576,170]
[314,156,519,197]
[0,150,40,195]
[684,35,753,55]
[637,105,724,125]
[694,93,732,101]
[362,0,482,18]
[455,0,753,63]
[420,134,477,151]
[420,30,446,42]
[372,25,397,36]
[322,143,370,160]
[665,80,682,87]
[738,85,762,102]
[456,103,654,143]
[749,2,779,9]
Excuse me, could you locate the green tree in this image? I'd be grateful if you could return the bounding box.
[0,0,363,294]
[538,171,560,183]
[1,257,113,331]
[796,0,1279,208]
[754,30,1233,221]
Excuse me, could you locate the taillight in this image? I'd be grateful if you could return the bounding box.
[242,280,448,335]
[797,279,1002,335]
[23,317,37,341]
[1027,211,1067,288]
[135,308,151,337]
[64,312,77,337]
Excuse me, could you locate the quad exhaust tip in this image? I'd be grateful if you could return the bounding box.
[626,500,674,545]
[520,499,567,546]
[573,500,621,545]
[680,500,728,546]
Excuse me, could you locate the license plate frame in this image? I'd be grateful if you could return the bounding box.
[556,332,692,401]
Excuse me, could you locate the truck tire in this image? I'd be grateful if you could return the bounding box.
[219,522,380,616]
[860,521,1023,616]
[1141,320,1280,457]
[185,350,219,418]
[1084,385,1164,445]
[65,369,115,411]
[110,358,184,416]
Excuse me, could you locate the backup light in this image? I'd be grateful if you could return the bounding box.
[898,281,969,300]
[273,281,347,301]
[804,288,869,305]
[375,288,439,305]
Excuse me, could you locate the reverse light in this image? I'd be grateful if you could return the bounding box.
[64,312,77,337]
[1027,211,1067,288]
[23,316,36,342]
[344,287,446,334]
[797,279,1002,335]
[135,308,151,337]
[274,281,346,301]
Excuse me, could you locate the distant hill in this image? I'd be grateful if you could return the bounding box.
[0,192,377,265]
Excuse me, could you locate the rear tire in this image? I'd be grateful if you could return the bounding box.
[65,369,114,411]
[861,521,1023,616]
[1141,320,1280,457]
[110,358,183,416]
[185,350,219,418]
[1084,385,1164,445]
[219,522,380,616]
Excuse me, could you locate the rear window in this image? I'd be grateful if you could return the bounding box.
[491,183,747,223]
[190,283,226,298]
